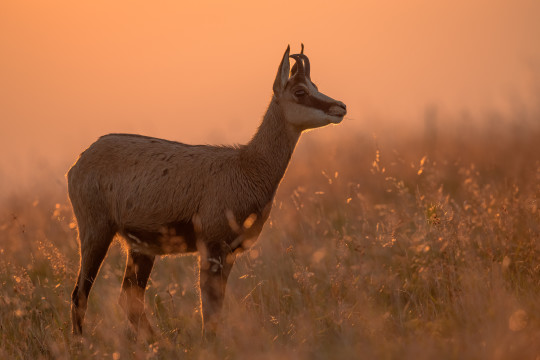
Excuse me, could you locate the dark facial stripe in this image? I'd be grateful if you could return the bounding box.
[297,92,335,113]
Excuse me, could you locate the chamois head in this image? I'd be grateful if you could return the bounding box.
[273,44,347,131]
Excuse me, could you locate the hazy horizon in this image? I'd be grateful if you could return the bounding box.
[1,0,540,196]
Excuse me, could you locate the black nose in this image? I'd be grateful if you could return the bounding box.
[337,101,346,111]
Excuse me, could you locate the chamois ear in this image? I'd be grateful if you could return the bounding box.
[273,45,290,97]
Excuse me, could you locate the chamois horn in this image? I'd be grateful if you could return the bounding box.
[290,44,310,79]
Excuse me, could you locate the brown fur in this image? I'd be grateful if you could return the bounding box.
[67,45,346,338]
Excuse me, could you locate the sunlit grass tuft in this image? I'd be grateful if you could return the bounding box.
[1,120,539,359]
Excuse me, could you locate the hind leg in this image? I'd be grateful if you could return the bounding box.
[71,222,115,335]
[118,249,155,337]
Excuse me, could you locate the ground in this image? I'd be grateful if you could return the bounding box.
[1,119,539,359]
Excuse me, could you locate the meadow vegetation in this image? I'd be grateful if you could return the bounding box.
[1,117,539,359]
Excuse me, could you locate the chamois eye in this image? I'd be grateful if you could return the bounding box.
[295,89,306,97]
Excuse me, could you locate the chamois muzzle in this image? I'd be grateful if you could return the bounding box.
[327,101,347,123]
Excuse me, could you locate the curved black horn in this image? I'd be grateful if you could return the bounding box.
[300,53,310,78]
[290,53,310,79]
[290,44,305,77]
[289,54,305,78]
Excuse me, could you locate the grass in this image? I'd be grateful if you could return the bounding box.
[1,118,539,359]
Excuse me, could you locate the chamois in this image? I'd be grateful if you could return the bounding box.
[68,44,347,338]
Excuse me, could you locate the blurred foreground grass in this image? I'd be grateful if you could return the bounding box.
[0,120,539,359]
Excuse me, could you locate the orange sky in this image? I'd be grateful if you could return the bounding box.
[1,0,539,194]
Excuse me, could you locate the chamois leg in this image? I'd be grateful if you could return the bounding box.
[119,249,155,337]
[199,254,233,339]
[71,223,115,335]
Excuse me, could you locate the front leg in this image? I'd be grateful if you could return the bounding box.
[199,253,233,339]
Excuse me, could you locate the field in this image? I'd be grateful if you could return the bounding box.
[1,118,539,359]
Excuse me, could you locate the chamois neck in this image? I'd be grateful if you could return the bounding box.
[242,98,301,191]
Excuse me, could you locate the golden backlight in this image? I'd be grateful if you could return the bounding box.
[0,0,539,193]
[1,2,540,357]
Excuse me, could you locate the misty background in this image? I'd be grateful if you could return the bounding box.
[1,0,539,198]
